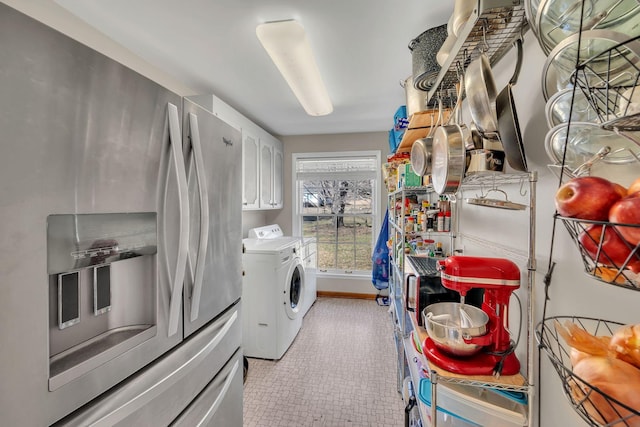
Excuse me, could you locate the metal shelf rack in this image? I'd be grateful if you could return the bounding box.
[426,0,529,105]
[389,171,537,427]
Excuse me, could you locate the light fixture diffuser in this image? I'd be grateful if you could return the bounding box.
[256,20,333,117]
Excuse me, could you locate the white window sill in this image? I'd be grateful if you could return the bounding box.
[316,271,371,280]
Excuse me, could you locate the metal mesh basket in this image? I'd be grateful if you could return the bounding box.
[558,215,640,291]
[536,316,640,427]
[572,35,640,133]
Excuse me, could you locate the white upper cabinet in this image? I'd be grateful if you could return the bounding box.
[242,131,259,209]
[258,137,283,209]
[272,143,283,208]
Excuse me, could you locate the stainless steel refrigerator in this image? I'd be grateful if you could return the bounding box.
[0,4,243,426]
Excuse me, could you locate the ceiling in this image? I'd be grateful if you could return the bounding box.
[54,0,452,137]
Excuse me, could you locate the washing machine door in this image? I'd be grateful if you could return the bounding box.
[284,258,305,320]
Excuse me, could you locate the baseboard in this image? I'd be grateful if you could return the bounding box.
[317,291,378,300]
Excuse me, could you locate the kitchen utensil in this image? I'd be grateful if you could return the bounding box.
[469,122,484,149]
[547,146,612,180]
[541,30,640,101]
[409,25,448,91]
[483,134,505,151]
[424,302,489,357]
[437,33,458,67]
[423,256,522,376]
[432,80,468,195]
[465,34,499,136]
[545,121,640,169]
[545,88,599,127]
[410,98,443,176]
[466,149,506,175]
[466,188,527,210]
[451,0,476,37]
[410,138,431,177]
[496,38,528,172]
[459,305,474,328]
[524,0,541,36]
[535,0,639,54]
[402,75,429,117]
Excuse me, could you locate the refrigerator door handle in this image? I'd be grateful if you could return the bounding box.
[187,112,209,322]
[166,102,190,337]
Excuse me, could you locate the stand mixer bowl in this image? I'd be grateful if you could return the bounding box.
[423,302,489,357]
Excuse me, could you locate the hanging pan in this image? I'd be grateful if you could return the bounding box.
[465,30,499,137]
[466,189,527,210]
[496,38,529,172]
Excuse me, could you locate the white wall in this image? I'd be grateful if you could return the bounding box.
[1,0,194,96]
[469,33,639,427]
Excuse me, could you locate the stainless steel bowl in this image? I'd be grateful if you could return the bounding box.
[423,302,489,357]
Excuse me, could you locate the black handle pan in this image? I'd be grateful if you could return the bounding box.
[496,39,528,172]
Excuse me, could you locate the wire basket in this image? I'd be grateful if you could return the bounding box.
[536,316,640,427]
[558,216,640,291]
[572,34,640,133]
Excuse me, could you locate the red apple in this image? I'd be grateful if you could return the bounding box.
[609,196,640,246]
[578,224,640,271]
[555,177,622,220]
[628,177,640,196]
[613,183,628,198]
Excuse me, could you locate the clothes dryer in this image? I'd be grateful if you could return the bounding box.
[300,236,317,317]
[242,228,305,360]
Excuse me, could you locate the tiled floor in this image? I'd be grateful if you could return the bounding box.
[243,297,405,427]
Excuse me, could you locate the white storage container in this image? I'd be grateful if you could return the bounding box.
[419,377,528,427]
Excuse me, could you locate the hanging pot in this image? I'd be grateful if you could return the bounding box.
[466,149,506,175]
[410,137,432,177]
[409,25,448,91]
[410,99,444,176]
[496,39,528,172]
[401,75,429,117]
[432,82,467,195]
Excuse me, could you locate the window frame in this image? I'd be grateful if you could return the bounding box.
[292,150,381,278]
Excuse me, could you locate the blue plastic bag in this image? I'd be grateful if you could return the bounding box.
[371,209,390,290]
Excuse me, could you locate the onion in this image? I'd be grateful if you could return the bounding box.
[611,325,640,369]
[572,356,640,426]
[570,347,590,367]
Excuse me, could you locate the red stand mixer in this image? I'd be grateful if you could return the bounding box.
[422,256,521,376]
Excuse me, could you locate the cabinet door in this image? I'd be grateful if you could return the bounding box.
[242,131,259,210]
[271,142,283,209]
[259,140,274,208]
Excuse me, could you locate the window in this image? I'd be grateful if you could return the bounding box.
[292,151,381,277]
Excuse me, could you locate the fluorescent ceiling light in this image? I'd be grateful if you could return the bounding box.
[256,20,333,117]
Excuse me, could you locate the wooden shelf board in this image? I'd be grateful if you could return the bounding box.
[396,109,452,153]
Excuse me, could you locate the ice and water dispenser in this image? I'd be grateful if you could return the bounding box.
[47,213,157,390]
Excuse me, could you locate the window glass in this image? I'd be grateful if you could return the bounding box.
[293,152,380,276]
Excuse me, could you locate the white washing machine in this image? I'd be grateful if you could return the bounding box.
[242,225,305,360]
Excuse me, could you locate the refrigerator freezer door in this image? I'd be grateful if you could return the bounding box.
[0,4,185,425]
[53,302,241,426]
[182,99,243,338]
[171,350,243,427]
